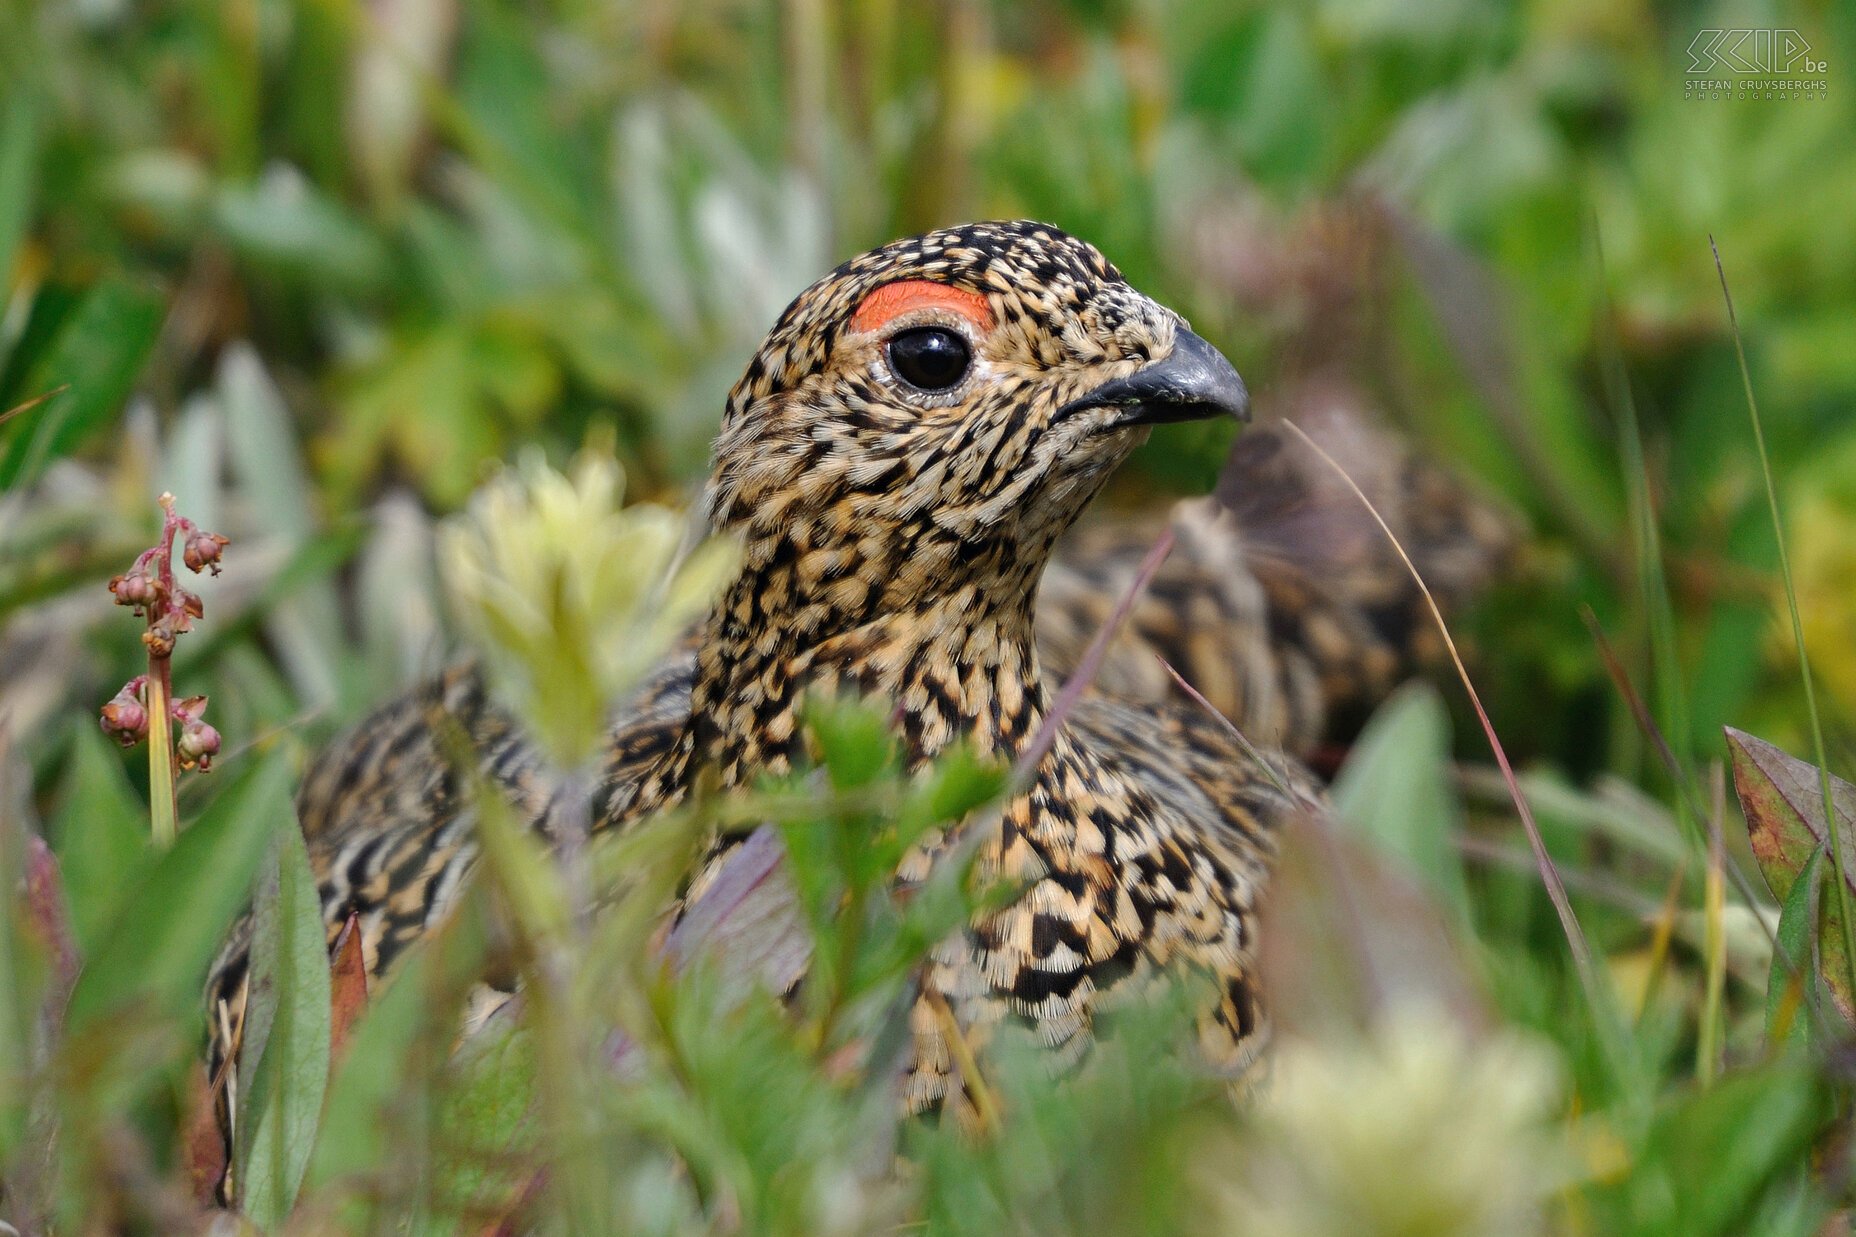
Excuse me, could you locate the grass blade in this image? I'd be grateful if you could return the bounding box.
[65,752,288,1033]
[1711,235,1856,1005]
[1698,789,1726,1086]
[0,278,164,491]
[1281,419,1617,1048]
[50,725,154,955]
[1766,847,1820,1049]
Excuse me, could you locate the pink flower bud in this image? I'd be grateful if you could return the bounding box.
[182,530,230,575]
[108,568,161,613]
[100,681,151,747]
[177,719,222,771]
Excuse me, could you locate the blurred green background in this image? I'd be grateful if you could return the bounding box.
[2,0,1856,1230]
[3,0,1852,776]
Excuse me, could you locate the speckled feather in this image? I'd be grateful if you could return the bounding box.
[205,221,1507,1164]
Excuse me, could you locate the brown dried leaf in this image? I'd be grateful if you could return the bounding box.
[329,912,369,1061]
[182,1064,229,1207]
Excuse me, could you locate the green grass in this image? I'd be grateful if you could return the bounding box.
[1713,234,1856,1018]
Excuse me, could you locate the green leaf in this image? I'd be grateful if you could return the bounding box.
[209,181,390,293]
[1765,847,1820,1048]
[429,1020,537,1224]
[50,724,153,956]
[804,696,898,791]
[306,889,491,1203]
[1647,1063,1824,1236]
[331,323,505,506]
[897,745,1009,836]
[0,92,39,300]
[235,822,332,1229]
[66,753,288,1032]
[303,947,433,1214]
[1331,683,1473,927]
[1199,9,1327,186]
[0,278,165,489]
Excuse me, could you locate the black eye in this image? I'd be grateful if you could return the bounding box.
[886,327,972,392]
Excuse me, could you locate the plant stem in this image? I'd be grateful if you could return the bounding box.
[1283,419,1630,1079]
[147,493,183,847]
[146,660,178,848]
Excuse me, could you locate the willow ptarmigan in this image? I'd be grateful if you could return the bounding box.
[206,220,1509,1144]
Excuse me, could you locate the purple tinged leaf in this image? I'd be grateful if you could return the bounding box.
[22,835,79,1006]
[1727,727,1856,1025]
[1260,811,1489,1042]
[1725,726,1856,904]
[661,826,811,998]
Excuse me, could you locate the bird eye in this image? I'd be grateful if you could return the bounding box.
[886,327,972,392]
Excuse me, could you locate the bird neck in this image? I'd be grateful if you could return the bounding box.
[687,546,1051,786]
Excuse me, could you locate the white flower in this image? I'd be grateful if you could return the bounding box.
[440,448,736,763]
[1220,1007,1566,1237]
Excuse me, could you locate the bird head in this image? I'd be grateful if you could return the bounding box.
[704,220,1248,626]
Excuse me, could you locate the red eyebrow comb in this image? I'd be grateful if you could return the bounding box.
[849,280,994,335]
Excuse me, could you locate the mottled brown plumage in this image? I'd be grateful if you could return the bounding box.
[206,221,1508,1168]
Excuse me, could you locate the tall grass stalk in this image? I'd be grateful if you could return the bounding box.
[1591,217,1737,1079]
[1698,775,1728,1085]
[1581,607,1824,1043]
[1711,236,1856,1003]
[1592,239,1694,797]
[1282,420,1627,1069]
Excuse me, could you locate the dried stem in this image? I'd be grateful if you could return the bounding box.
[1015,526,1175,782]
[1280,421,1611,1027]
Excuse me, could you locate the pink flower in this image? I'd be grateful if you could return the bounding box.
[100,679,151,747]
[182,529,229,575]
[177,717,222,771]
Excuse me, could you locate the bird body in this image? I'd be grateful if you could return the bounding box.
[207,221,1504,1158]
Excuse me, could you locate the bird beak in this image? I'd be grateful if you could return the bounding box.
[1057,329,1251,430]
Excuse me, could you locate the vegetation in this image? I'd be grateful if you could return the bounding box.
[1,0,1854,1231]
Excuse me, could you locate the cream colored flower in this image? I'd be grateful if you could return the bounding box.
[1218,1007,1565,1237]
[440,447,736,763]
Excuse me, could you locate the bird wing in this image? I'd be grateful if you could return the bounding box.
[1039,418,1516,753]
